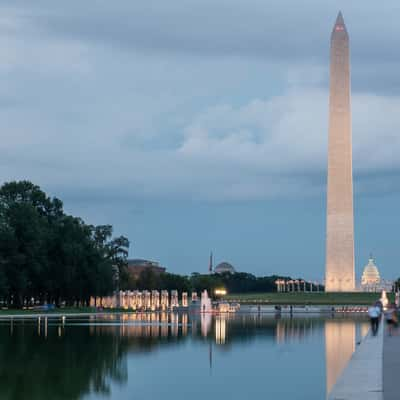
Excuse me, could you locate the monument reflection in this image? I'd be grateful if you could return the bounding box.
[325,319,355,395]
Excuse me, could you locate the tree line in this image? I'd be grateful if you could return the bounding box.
[0,180,309,308]
[132,269,295,295]
[0,181,129,308]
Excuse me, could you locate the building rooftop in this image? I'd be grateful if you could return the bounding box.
[214,262,236,274]
[127,259,160,267]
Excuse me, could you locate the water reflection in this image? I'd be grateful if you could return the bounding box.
[276,317,318,343]
[0,313,369,400]
[325,319,356,395]
[215,316,226,344]
[0,321,128,400]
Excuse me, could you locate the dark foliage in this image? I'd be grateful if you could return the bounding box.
[131,269,293,295]
[0,181,129,307]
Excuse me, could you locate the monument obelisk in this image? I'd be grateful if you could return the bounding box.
[325,12,355,292]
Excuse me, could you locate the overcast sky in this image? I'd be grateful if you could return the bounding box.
[1,0,400,281]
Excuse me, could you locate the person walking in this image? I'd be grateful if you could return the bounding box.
[368,302,381,336]
[384,303,398,336]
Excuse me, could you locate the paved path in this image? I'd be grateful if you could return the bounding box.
[329,324,383,400]
[383,325,400,400]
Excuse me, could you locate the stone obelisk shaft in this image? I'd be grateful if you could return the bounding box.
[325,12,355,292]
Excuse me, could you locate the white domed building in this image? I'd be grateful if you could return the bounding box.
[360,256,381,292]
[214,262,236,274]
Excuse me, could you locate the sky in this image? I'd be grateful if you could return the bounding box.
[1,0,400,281]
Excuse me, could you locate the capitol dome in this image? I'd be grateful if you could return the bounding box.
[361,256,381,286]
[214,262,236,274]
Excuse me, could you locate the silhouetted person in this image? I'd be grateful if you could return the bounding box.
[368,302,381,336]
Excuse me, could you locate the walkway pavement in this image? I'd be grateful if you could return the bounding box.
[328,324,383,400]
[383,325,400,400]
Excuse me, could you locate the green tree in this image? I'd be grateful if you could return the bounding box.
[0,181,128,308]
[190,273,223,294]
[91,225,130,290]
[160,273,190,292]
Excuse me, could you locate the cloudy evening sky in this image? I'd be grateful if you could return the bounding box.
[1,0,400,281]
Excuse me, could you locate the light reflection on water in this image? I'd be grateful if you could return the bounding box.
[325,319,355,395]
[0,313,369,400]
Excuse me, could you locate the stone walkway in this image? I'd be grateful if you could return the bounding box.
[383,325,400,400]
[329,324,383,400]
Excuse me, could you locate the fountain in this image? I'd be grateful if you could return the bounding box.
[200,290,213,313]
[380,289,389,310]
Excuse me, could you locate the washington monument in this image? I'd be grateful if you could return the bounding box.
[325,12,355,292]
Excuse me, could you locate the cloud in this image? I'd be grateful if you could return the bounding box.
[177,89,400,198]
[0,1,399,203]
[179,91,326,170]
[2,0,399,97]
[1,79,400,202]
[17,1,396,61]
[0,7,90,76]
[180,90,400,172]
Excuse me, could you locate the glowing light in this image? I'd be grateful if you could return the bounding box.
[214,289,227,296]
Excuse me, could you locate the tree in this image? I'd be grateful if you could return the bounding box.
[137,269,161,290]
[91,225,130,290]
[190,274,223,294]
[0,181,128,307]
[160,273,190,293]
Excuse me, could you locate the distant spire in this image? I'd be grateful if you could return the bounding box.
[209,251,213,273]
[336,11,345,25]
[332,11,347,35]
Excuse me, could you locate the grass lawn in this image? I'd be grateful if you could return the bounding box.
[224,292,392,305]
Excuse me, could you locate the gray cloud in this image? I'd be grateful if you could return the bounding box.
[1,82,400,203]
[0,0,399,204]
[1,0,398,97]
[1,1,398,61]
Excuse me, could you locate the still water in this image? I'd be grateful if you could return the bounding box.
[0,313,369,400]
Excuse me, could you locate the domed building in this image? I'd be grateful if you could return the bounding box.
[214,262,236,274]
[360,256,381,292]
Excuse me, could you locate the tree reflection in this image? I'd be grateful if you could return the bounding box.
[0,323,128,400]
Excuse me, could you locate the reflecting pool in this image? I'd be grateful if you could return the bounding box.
[0,313,369,400]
